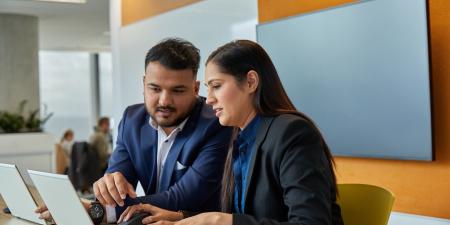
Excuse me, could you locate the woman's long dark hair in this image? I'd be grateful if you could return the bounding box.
[206,40,338,212]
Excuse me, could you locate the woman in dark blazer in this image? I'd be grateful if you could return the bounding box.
[119,40,343,225]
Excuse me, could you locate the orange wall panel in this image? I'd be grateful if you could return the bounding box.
[259,0,450,219]
[122,0,202,26]
[258,0,357,23]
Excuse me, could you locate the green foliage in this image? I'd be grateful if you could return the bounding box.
[0,112,25,133]
[0,100,53,133]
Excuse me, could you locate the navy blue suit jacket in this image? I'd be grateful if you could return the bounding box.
[106,97,232,217]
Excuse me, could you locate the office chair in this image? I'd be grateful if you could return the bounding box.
[69,141,102,193]
[337,183,395,225]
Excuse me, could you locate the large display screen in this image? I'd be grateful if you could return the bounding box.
[257,0,432,160]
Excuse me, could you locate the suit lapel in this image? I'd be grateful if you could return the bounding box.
[157,98,202,193]
[140,121,158,194]
[243,116,275,206]
[157,129,190,193]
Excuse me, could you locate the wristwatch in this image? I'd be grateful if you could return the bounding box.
[88,201,105,225]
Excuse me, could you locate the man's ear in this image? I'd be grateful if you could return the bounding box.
[194,81,200,95]
[246,70,260,93]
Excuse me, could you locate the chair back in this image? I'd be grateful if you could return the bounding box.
[69,141,102,192]
[55,143,68,174]
[337,183,395,225]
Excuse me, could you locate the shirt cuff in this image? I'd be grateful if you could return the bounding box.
[105,205,117,223]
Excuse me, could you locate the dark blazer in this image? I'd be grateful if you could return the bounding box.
[233,114,343,225]
[106,97,232,217]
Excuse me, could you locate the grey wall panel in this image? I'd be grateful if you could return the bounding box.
[257,0,432,160]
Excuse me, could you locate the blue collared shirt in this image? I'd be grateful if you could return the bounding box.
[233,115,261,214]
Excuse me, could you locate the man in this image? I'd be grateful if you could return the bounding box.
[89,117,112,171]
[93,38,232,222]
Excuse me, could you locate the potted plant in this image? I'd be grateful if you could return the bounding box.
[0,100,55,176]
[0,100,53,133]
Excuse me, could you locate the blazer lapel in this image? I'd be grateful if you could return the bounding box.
[243,116,275,206]
[157,128,190,193]
[157,97,202,193]
[140,122,158,194]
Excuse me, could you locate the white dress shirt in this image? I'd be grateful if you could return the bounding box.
[150,116,188,190]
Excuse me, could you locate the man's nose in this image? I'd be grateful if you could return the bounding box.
[159,91,173,106]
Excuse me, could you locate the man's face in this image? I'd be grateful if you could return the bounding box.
[143,61,199,128]
[100,121,110,133]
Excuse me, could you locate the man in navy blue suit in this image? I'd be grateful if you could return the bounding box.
[92,38,232,222]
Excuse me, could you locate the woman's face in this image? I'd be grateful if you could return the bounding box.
[204,62,258,129]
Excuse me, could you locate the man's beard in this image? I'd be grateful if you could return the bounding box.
[148,101,196,128]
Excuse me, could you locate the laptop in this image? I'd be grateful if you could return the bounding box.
[28,170,101,225]
[0,163,44,224]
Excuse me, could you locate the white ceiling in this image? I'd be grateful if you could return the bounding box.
[0,0,110,52]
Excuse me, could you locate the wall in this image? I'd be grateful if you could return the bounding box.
[258,0,356,23]
[111,0,257,117]
[121,0,202,26]
[0,14,40,113]
[259,0,450,219]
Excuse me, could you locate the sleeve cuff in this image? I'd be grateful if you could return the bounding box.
[106,205,117,223]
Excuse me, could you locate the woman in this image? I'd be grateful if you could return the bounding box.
[119,40,343,225]
[60,129,74,156]
[60,129,74,173]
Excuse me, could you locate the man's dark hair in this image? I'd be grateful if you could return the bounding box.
[97,117,109,127]
[145,38,200,77]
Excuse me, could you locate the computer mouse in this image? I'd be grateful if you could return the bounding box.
[118,212,149,225]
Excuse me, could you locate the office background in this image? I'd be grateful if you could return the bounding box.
[0,0,449,224]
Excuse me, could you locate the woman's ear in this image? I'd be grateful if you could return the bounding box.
[246,70,260,93]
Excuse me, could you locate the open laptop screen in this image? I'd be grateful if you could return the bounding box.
[28,170,94,225]
[0,163,43,224]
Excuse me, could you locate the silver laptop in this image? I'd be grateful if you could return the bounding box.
[27,170,96,225]
[0,163,44,224]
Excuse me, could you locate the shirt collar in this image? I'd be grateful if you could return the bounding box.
[148,116,189,133]
[237,114,261,147]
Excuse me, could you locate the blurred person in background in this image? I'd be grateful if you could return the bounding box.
[59,129,74,174]
[60,129,74,156]
[89,117,112,172]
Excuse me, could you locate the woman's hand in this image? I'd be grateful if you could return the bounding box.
[35,205,52,221]
[118,203,183,223]
[152,212,232,225]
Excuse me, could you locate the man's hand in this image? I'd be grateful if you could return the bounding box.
[93,171,137,207]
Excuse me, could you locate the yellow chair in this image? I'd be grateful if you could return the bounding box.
[337,183,395,225]
[55,143,69,174]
